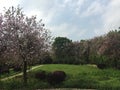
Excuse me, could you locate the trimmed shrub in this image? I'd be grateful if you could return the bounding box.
[47,71,66,84]
[35,70,46,80]
[53,71,66,83]
[97,64,106,69]
[46,72,53,84]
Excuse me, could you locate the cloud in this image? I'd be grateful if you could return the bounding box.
[49,23,86,40]
[62,0,85,16]
[19,0,87,40]
[0,0,87,40]
[94,0,120,35]
[80,0,104,17]
[102,0,120,32]
[0,0,20,11]
[21,0,85,24]
[0,0,120,41]
[20,0,58,24]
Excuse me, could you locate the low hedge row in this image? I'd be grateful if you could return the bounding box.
[35,70,66,84]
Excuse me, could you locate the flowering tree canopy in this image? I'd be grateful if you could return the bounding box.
[0,6,51,83]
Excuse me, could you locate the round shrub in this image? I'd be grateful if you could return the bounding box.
[47,71,66,84]
[53,71,66,82]
[97,64,106,69]
[46,72,53,84]
[35,70,46,80]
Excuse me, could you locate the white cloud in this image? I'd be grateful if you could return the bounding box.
[50,23,69,37]
[1,0,120,41]
[94,0,120,35]
[102,0,120,32]
[80,0,104,17]
[20,0,58,24]
[0,0,20,11]
[49,23,86,40]
[21,0,85,24]
[19,0,86,40]
[24,9,55,24]
[62,0,85,15]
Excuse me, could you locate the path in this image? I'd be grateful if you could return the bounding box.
[1,65,43,81]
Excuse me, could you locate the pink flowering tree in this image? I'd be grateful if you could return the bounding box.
[0,6,51,84]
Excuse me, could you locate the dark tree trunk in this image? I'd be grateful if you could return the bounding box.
[23,60,27,85]
[86,45,90,63]
[87,41,91,64]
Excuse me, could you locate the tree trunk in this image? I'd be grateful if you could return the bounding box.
[86,41,90,64]
[23,60,27,85]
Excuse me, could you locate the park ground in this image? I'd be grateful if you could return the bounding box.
[0,64,120,90]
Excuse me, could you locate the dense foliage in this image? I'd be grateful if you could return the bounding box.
[52,30,120,68]
[52,37,73,64]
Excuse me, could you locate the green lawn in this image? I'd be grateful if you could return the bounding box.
[1,64,120,90]
[32,64,120,89]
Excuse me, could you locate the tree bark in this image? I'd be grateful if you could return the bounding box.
[23,60,27,85]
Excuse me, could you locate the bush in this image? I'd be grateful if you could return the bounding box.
[53,71,66,83]
[35,70,46,80]
[0,66,9,74]
[47,71,66,84]
[97,64,106,69]
[46,72,53,84]
[13,66,22,72]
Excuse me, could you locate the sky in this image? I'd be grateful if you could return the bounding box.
[0,0,120,41]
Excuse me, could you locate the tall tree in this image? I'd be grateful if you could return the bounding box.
[98,30,120,68]
[52,37,72,63]
[0,6,51,84]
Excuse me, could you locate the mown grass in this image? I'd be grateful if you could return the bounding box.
[1,64,120,90]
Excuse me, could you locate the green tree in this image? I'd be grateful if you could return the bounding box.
[52,37,72,63]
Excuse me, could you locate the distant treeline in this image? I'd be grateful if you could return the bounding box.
[51,29,120,69]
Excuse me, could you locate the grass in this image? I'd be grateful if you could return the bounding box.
[0,65,43,81]
[0,69,20,79]
[32,64,120,89]
[1,64,120,90]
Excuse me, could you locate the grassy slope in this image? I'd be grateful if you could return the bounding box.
[32,64,120,89]
[1,64,120,89]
